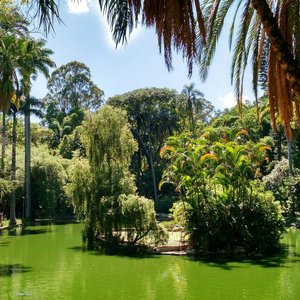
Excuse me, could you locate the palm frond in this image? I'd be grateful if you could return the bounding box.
[200,0,235,80]
[30,0,62,34]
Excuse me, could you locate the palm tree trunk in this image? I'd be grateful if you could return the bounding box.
[9,110,17,226]
[1,112,6,178]
[251,0,300,99]
[287,139,293,176]
[24,102,31,221]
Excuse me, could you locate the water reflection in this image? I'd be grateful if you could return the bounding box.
[5,226,53,236]
[0,264,32,277]
[0,224,300,300]
[0,241,9,247]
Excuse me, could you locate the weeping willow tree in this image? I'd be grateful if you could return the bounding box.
[70,105,167,250]
[80,105,137,247]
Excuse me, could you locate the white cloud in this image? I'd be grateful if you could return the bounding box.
[67,0,92,14]
[66,0,142,48]
[217,92,250,110]
[97,14,142,50]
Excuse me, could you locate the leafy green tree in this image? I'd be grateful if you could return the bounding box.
[44,61,102,158]
[68,105,167,250]
[30,146,68,219]
[181,83,213,134]
[45,61,103,114]
[108,88,182,203]
[263,159,300,222]
[80,105,137,247]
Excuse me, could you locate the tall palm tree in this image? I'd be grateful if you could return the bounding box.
[0,3,28,179]
[182,83,205,135]
[20,96,45,220]
[8,101,20,226]
[0,35,23,226]
[18,38,55,221]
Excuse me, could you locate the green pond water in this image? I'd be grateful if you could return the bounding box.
[0,223,300,300]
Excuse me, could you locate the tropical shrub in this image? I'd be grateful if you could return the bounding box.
[161,132,285,253]
[169,201,191,229]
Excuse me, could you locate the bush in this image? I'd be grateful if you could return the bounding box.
[120,194,168,247]
[185,183,285,253]
[169,201,191,229]
[161,133,285,253]
[31,147,68,219]
[263,158,300,222]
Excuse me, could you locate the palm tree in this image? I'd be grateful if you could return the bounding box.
[0,3,28,179]
[182,83,206,135]
[20,96,45,220]
[0,35,24,226]
[199,0,300,140]
[8,101,19,226]
[18,38,55,221]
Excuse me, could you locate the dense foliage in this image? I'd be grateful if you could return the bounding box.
[263,159,300,223]
[161,132,285,252]
[68,105,167,250]
[31,147,68,219]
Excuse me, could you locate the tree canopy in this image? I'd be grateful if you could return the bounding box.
[45,61,104,114]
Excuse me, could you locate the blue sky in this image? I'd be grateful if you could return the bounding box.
[29,0,257,110]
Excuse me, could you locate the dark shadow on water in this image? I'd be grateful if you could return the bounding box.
[0,241,9,247]
[68,245,160,259]
[0,264,32,277]
[185,244,300,270]
[33,219,80,226]
[6,227,52,236]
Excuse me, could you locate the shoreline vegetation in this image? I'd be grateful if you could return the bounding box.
[1,219,299,258]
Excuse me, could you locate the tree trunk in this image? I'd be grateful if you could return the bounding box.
[148,151,158,204]
[1,112,6,178]
[251,0,300,99]
[9,111,17,226]
[287,139,293,176]
[132,129,158,204]
[24,101,31,221]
